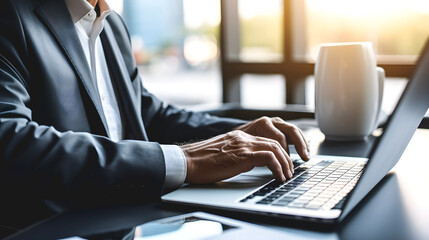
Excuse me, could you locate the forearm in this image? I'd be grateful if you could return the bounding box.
[0,119,166,203]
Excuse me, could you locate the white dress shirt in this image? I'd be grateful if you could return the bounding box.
[64,0,186,189]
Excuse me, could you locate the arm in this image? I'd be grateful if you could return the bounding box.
[106,12,310,185]
[0,1,165,207]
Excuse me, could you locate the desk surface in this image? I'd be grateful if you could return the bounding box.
[4,123,429,240]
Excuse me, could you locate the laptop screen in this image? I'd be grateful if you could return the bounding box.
[340,37,429,220]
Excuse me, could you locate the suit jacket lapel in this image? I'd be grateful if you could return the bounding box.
[100,21,148,141]
[35,0,110,136]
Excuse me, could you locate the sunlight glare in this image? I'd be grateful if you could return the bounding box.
[184,0,221,29]
[307,0,429,18]
[239,0,282,20]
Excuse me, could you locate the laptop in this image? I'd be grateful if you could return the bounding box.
[162,38,429,224]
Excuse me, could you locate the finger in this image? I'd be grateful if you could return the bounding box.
[250,151,286,182]
[259,119,290,154]
[297,128,311,161]
[251,137,294,177]
[285,126,310,161]
[273,120,310,161]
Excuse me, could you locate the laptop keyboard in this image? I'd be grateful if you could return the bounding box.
[238,159,364,210]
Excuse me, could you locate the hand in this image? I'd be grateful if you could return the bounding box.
[181,130,296,184]
[235,117,310,161]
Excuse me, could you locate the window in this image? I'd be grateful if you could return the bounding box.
[221,0,429,114]
[298,0,429,63]
[236,0,283,62]
[110,0,223,107]
[110,0,428,116]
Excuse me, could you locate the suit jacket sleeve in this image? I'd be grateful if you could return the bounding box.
[106,13,247,145]
[0,0,166,206]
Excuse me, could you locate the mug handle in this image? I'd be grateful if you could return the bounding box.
[372,67,385,132]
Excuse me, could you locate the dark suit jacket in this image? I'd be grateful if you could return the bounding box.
[0,0,245,229]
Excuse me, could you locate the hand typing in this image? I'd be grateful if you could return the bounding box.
[180,117,310,184]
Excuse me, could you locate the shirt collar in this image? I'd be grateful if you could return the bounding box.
[65,0,111,24]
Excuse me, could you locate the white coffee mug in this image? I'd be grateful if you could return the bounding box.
[315,42,384,140]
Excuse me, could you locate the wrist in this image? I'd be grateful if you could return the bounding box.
[180,145,194,183]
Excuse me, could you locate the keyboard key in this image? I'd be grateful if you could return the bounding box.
[258,188,273,193]
[303,192,320,197]
[317,161,332,166]
[264,181,282,188]
[281,186,294,191]
[318,172,330,176]
[296,186,311,191]
[325,177,339,181]
[270,193,285,198]
[307,187,323,192]
[272,201,289,206]
[309,199,327,205]
[288,183,301,188]
[257,199,273,205]
[311,188,326,193]
[285,193,301,198]
[275,189,288,194]
[278,196,297,203]
[318,183,331,188]
[293,179,306,184]
[288,202,306,208]
[301,182,317,187]
[297,196,314,201]
[263,195,280,200]
[312,195,333,202]
[328,186,343,191]
[253,191,269,196]
[292,189,306,195]
[294,199,310,205]
[317,193,335,199]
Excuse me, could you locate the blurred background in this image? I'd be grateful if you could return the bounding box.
[106,0,429,116]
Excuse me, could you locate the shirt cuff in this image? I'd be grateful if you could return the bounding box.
[160,145,187,190]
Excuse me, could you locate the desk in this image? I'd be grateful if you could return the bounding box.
[4,124,429,240]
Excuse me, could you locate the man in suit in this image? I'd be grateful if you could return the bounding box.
[0,0,310,230]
